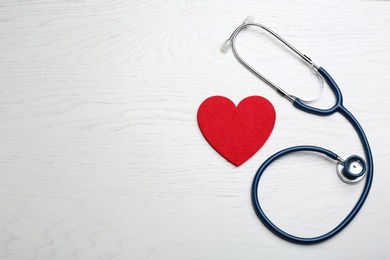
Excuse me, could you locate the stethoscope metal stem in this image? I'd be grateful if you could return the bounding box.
[224,22,320,103]
[228,22,319,69]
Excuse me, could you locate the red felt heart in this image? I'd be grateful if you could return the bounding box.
[197,96,276,166]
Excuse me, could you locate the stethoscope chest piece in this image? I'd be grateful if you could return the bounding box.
[337,154,366,184]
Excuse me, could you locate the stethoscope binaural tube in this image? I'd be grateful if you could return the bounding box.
[223,17,374,244]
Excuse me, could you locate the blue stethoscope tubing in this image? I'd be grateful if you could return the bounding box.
[251,67,374,244]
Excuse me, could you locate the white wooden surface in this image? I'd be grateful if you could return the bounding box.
[0,0,389,259]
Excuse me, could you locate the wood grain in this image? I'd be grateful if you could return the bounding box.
[0,0,389,259]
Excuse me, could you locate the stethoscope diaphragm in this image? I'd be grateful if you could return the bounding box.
[336,154,366,184]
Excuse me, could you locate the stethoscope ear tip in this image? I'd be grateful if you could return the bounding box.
[221,39,232,52]
[221,16,254,53]
[243,15,254,24]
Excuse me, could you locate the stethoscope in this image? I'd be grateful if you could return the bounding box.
[222,16,373,244]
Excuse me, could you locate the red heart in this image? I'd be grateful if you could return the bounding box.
[197,96,276,166]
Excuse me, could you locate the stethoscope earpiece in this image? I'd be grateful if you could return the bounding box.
[243,15,254,24]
